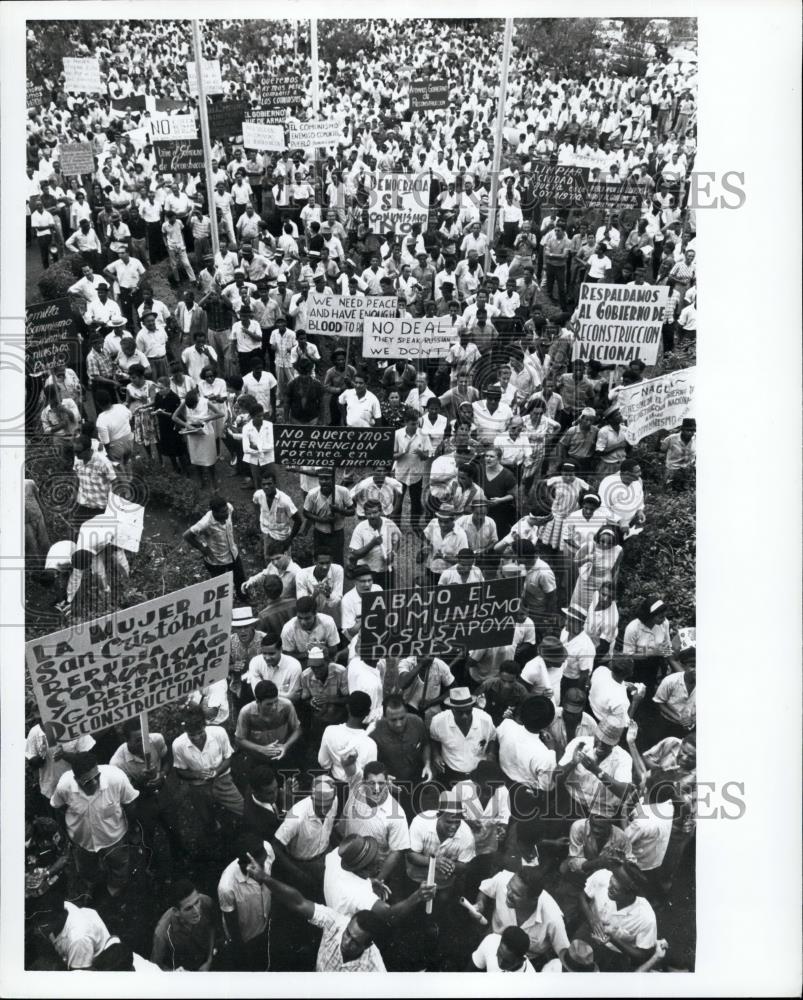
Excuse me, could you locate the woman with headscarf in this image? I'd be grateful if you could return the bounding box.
[622,596,680,696]
[571,526,622,612]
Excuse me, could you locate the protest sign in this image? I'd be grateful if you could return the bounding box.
[154,140,205,174]
[287,118,345,148]
[614,366,696,443]
[273,425,394,468]
[77,496,146,555]
[307,293,397,337]
[148,114,198,141]
[242,121,286,151]
[186,58,224,96]
[566,150,608,171]
[59,141,95,176]
[530,164,589,207]
[409,76,450,112]
[362,316,455,360]
[63,56,103,94]
[360,577,521,658]
[367,172,430,234]
[27,83,44,111]
[26,298,78,373]
[259,76,303,109]
[26,577,233,742]
[207,99,249,139]
[246,108,288,125]
[572,283,670,365]
[583,180,642,210]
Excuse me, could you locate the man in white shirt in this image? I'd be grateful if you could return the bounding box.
[50,752,139,897]
[33,900,112,970]
[494,696,557,796]
[578,862,658,970]
[318,691,377,783]
[339,372,381,427]
[247,633,303,703]
[470,927,537,973]
[474,865,570,967]
[429,688,496,784]
[554,723,633,820]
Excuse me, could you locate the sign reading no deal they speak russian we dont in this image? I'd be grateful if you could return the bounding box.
[360,577,522,658]
[26,577,233,742]
[307,293,397,337]
[362,316,455,360]
[273,425,394,468]
[615,366,696,444]
[572,283,670,365]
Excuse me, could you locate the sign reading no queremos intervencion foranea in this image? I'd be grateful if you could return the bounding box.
[26,577,233,742]
[272,425,395,467]
[572,283,670,365]
[359,577,522,658]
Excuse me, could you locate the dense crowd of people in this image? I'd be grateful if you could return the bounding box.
[24,17,697,975]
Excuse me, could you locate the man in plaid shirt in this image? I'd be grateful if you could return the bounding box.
[85,329,119,405]
[72,434,117,531]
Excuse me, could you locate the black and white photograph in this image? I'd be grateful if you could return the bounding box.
[0,2,800,996]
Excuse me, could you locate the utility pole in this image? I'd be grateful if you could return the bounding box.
[191,19,220,257]
[484,17,514,273]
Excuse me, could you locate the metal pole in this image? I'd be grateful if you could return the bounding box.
[310,19,321,203]
[192,19,220,257]
[484,18,514,273]
[310,19,320,114]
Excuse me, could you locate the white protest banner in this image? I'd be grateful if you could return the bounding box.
[242,121,286,151]
[614,366,696,444]
[572,283,670,365]
[148,114,198,141]
[26,577,233,742]
[368,172,430,234]
[59,141,95,176]
[362,315,455,360]
[63,57,103,94]
[186,58,224,96]
[287,117,345,148]
[567,151,609,171]
[77,496,146,555]
[307,293,397,337]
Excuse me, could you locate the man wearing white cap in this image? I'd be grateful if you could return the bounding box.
[429,688,496,786]
[554,724,634,821]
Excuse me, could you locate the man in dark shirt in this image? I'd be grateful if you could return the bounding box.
[476,659,530,726]
[370,695,432,820]
[285,356,325,424]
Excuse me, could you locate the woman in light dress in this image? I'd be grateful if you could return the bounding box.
[173,386,218,488]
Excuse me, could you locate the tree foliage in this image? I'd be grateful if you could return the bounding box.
[317,20,373,68]
[515,18,604,79]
